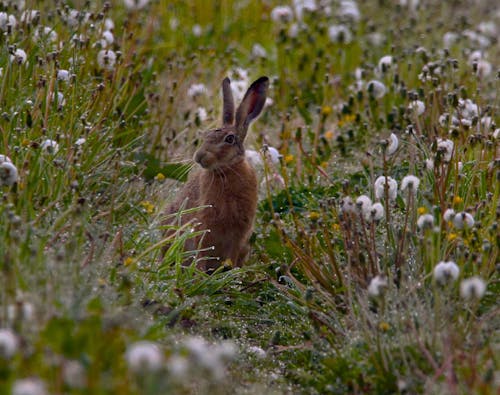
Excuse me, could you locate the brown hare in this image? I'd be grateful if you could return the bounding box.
[164,76,269,271]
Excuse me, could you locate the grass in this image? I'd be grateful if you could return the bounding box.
[0,0,498,394]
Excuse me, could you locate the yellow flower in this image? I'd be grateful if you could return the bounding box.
[324,130,335,140]
[308,211,320,221]
[447,233,458,242]
[155,173,165,182]
[332,223,341,232]
[124,257,134,266]
[21,138,30,147]
[284,154,294,164]
[320,161,328,169]
[417,206,427,215]
[338,114,355,127]
[140,200,155,214]
[453,196,463,206]
[378,321,390,332]
[321,105,332,116]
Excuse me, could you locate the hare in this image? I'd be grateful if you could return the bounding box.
[164,76,269,271]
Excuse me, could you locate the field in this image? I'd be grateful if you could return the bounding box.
[0,0,498,394]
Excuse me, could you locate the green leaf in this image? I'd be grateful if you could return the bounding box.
[135,152,192,181]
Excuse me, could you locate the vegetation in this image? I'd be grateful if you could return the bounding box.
[0,0,498,394]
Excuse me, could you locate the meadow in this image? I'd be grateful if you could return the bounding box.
[0,0,498,394]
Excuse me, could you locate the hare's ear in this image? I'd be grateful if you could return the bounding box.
[235,76,269,140]
[222,77,234,126]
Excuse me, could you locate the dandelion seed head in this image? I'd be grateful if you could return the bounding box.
[436,138,454,162]
[460,276,486,300]
[264,146,282,164]
[366,202,384,222]
[245,149,263,168]
[187,83,207,98]
[338,0,361,23]
[408,100,425,116]
[378,55,393,73]
[293,0,317,20]
[12,378,47,395]
[124,0,150,10]
[355,195,372,216]
[10,48,27,65]
[453,212,474,229]
[367,275,388,297]
[443,208,456,222]
[167,355,189,378]
[401,175,420,194]
[367,80,387,99]
[251,43,267,58]
[0,161,19,186]
[374,176,398,201]
[40,139,59,154]
[0,12,16,31]
[433,261,459,285]
[417,213,434,230]
[57,69,70,81]
[270,5,294,23]
[97,49,116,71]
[340,196,355,214]
[0,328,18,358]
[328,24,352,44]
[125,341,163,373]
[387,133,398,155]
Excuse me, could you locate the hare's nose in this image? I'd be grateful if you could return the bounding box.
[194,150,205,165]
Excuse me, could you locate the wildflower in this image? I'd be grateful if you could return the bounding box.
[40,139,59,154]
[401,175,420,195]
[417,214,434,230]
[457,98,478,120]
[288,22,300,37]
[365,202,384,222]
[0,329,18,358]
[0,161,19,186]
[20,10,40,24]
[447,232,458,241]
[33,26,57,43]
[195,106,207,122]
[374,176,398,201]
[167,355,189,378]
[443,31,459,47]
[378,321,390,331]
[0,12,16,31]
[356,195,372,217]
[293,0,317,20]
[460,277,486,300]
[436,138,454,162]
[324,130,335,140]
[453,212,474,229]
[439,113,459,127]
[284,154,294,164]
[192,24,202,36]
[417,206,427,215]
[408,100,425,116]
[340,196,355,214]
[433,261,459,285]
[140,201,155,214]
[102,30,114,46]
[443,208,456,222]
[367,80,386,99]
[378,55,393,73]
[187,83,207,98]
[338,0,361,22]
[328,24,352,44]
[263,146,282,164]
[104,18,115,30]
[247,345,267,359]
[57,69,70,81]
[245,149,263,168]
[125,341,163,373]
[367,275,388,297]
[75,138,86,146]
[97,49,116,71]
[12,379,47,395]
[252,43,267,58]
[270,5,294,23]
[387,133,398,155]
[10,48,27,64]
[62,360,86,389]
[308,211,320,221]
[154,173,165,182]
[124,0,150,10]
[50,92,65,107]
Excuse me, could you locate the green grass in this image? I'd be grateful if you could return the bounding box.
[0,0,498,394]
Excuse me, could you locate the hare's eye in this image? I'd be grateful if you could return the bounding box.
[224,134,236,144]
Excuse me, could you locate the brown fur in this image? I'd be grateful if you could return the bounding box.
[163,76,268,271]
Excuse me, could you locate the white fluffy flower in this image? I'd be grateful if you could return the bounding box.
[245,149,263,168]
[365,202,384,222]
[125,341,163,373]
[57,69,70,81]
[356,195,372,217]
[41,139,59,154]
[443,31,459,47]
[453,212,474,229]
[417,214,434,230]
[433,261,459,285]
[0,328,19,358]
[192,24,202,36]
[271,5,294,22]
[97,49,116,71]
[7,301,34,323]
[338,0,361,22]
[387,133,398,155]
[340,196,355,214]
[460,277,486,300]
[0,12,17,31]
[0,161,19,186]
[367,275,388,297]
[293,0,317,19]
[378,55,393,73]
[33,26,58,43]
[264,146,282,164]
[457,98,478,120]
[187,83,207,98]
[167,355,189,378]
[0,154,12,164]
[443,208,456,222]
[20,10,40,24]
[124,0,150,10]
[374,176,398,201]
[408,100,425,116]
[436,138,454,162]
[102,30,114,46]
[10,48,27,65]
[12,378,47,395]
[401,175,420,194]
[328,24,352,44]
[195,106,207,122]
[252,43,267,58]
[367,80,386,99]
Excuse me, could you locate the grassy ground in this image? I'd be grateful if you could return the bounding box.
[0,0,498,394]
